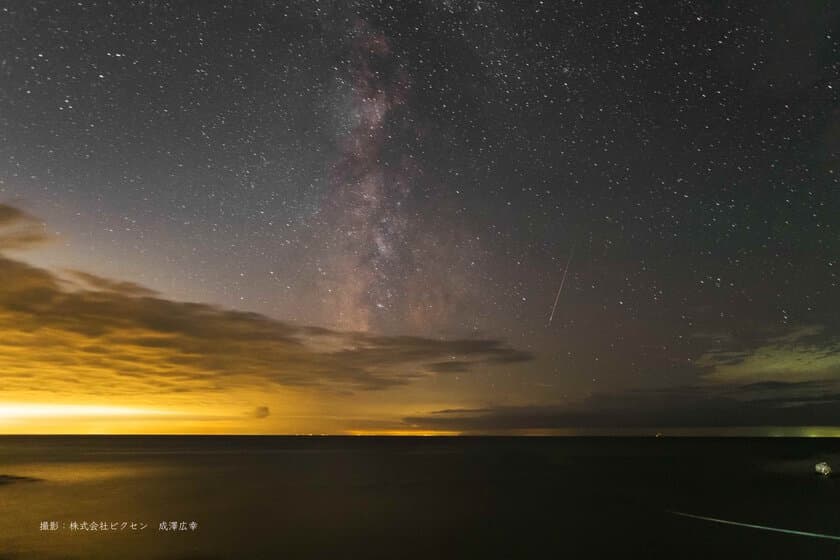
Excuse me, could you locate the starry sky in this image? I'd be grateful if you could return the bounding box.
[0,1,838,434]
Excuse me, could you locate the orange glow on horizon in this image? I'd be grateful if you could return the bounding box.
[0,403,176,420]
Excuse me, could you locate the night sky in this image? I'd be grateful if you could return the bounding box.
[0,1,838,434]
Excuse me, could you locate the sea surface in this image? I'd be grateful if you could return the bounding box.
[2,436,840,559]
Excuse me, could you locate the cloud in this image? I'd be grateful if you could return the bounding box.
[405,317,840,432]
[695,325,840,384]
[65,270,158,297]
[397,316,840,432]
[0,204,50,249]
[0,474,42,485]
[0,205,532,398]
[253,406,270,419]
[404,379,840,431]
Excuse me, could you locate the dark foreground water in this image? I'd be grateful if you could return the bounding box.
[2,437,840,559]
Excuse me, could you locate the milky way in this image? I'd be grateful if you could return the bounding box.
[316,17,483,335]
[317,19,411,331]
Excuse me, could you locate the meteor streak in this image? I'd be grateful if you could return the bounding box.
[548,244,575,325]
[668,510,840,541]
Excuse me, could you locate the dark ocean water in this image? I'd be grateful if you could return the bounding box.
[2,436,840,559]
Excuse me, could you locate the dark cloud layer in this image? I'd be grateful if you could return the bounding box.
[404,380,840,431]
[401,320,840,430]
[0,204,531,397]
